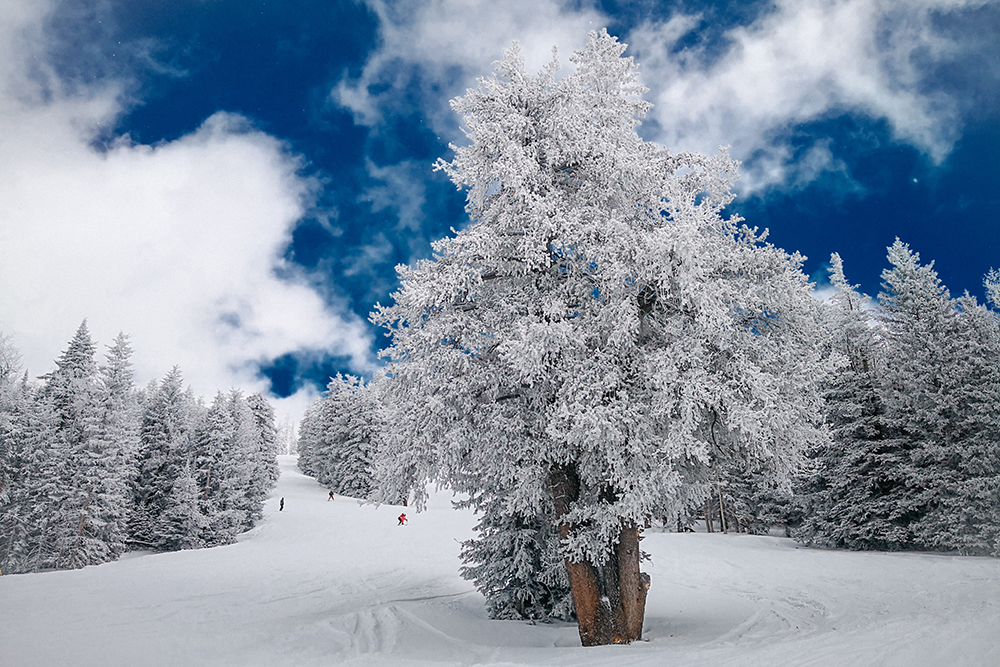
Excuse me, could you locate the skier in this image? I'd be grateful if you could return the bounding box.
[398,513,407,525]
[279,497,284,512]
[328,490,334,501]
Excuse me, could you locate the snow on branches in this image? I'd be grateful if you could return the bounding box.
[371,30,831,644]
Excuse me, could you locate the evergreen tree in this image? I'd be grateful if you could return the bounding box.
[459,494,574,622]
[796,254,895,549]
[158,462,208,551]
[372,32,830,645]
[296,400,323,480]
[133,366,200,550]
[246,392,281,514]
[297,375,380,500]
[0,333,25,509]
[800,242,1000,555]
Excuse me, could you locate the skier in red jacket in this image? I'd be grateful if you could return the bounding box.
[398,513,407,525]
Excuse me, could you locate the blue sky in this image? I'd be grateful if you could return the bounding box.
[1,0,998,420]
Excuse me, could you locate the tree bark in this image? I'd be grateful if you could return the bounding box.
[548,463,648,646]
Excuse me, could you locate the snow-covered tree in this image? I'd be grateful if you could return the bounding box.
[801,242,1000,555]
[296,400,323,480]
[87,333,141,560]
[298,375,378,500]
[2,326,280,569]
[246,392,281,512]
[459,492,574,621]
[796,254,893,549]
[372,31,830,645]
[132,366,201,549]
[276,415,297,455]
[0,333,24,508]
[985,268,1000,309]
[158,462,208,551]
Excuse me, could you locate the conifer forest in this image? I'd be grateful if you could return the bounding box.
[0,322,280,574]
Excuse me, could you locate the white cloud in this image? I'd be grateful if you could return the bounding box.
[0,0,374,424]
[335,0,607,134]
[340,0,990,197]
[631,0,986,193]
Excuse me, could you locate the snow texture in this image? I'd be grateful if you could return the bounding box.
[1,455,997,666]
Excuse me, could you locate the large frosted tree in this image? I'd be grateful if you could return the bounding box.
[372,31,829,645]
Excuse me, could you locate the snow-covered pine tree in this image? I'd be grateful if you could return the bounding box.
[296,400,323,480]
[812,239,1000,555]
[873,240,967,551]
[2,395,63,572]
[246,392,280,514]
[458,492,574,622]
[314,375,377,499]
[276,415,297,455]
[191,390,262,545]
[192,391,236,545]
[909,292,1000,554]
[88,333,141,561]
[0,337,36,571]
[35,321,126,570]
[133,366,201,550]
[985,268,1000,308]
[0,333,24,509]
[158,462,208,551]
[796,253,895,549]
[372,31,830,645]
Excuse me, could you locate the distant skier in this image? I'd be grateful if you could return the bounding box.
[279,498,284,512]
[328,490,334,501]
[398,513,407,526]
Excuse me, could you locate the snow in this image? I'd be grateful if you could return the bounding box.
[1,456,998,666]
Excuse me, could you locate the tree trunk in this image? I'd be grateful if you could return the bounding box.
[717,483,728,534]
[548,464,649,646]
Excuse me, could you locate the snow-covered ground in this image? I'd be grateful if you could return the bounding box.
[2,456,998,666]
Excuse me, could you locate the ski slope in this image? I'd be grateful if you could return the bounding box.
[1,456,998,666]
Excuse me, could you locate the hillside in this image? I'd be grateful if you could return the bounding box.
[1,456,997,666]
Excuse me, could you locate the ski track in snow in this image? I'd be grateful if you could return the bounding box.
[1,456,998,666]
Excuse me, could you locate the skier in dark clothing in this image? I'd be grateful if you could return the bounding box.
[279,498,284,511]
[398,513,406,525]
[329,490,334,501]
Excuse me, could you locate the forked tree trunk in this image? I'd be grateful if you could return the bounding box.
[549,464,649,646]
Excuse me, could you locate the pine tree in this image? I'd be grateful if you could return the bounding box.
[796,254,895,549]
[158,462,208,551]
[133,366,200,550]
[317,375,377,499]
[801,242,1000,555]
[372,31,830,645]
[0,333,25,509]
[459,494,574,621]
[246,392,280,514]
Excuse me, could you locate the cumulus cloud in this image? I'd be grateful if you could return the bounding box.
[631,0,989,192]
[340,0,993,197]
[0,0,374,422]
[335,0,606,134]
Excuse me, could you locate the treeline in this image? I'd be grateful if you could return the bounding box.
[686,242,1000,555]
[0,322,280,574]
